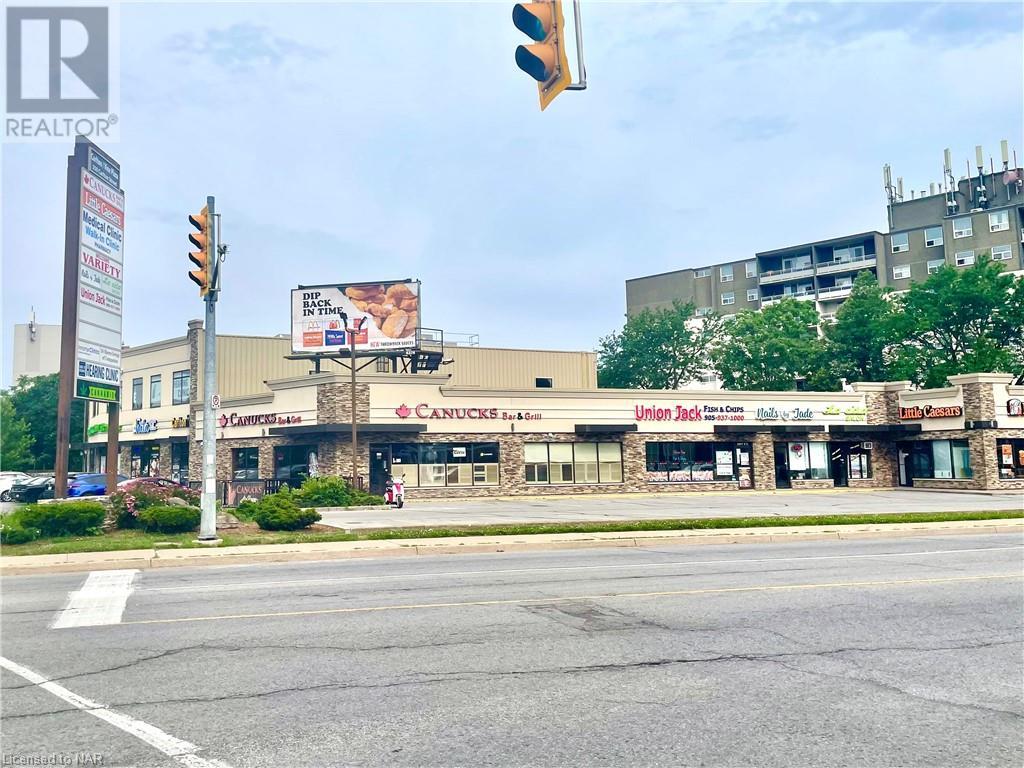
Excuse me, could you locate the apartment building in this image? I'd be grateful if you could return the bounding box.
[626,141,1024,320]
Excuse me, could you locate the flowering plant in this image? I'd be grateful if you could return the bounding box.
[111,484,200,528]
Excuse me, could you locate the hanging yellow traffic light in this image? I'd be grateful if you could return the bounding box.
[513,1,572,110]
[188,205,211,296]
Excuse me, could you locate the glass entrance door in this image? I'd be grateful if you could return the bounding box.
[773,443,791,488]
[831,444,848,487]
[369,445,391,495]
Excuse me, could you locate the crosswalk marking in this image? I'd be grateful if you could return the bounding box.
[51,569,138,629]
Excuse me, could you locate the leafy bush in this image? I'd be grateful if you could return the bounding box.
[295,476,383,508]
[136,505,201,533]
[15,502,105,537]
[253,493,321,531]
[234,498,260,521]
[0,521,38,545]
[111,484,200,529]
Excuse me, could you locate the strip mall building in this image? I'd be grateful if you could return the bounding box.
[85,322,1024,499]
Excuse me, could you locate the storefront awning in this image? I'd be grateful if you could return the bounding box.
[267,422,427,436]
[116,436,189,446]
[829,424,922,434]
[769,425,826,434]
[574,424,638,435]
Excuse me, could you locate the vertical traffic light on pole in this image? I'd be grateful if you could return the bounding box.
[513,1,572,110]
[188,205,211,296]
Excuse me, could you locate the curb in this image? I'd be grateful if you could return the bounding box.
[1,519,1021,575]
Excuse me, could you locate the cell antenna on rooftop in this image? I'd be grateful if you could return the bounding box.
[1001,139,1009,167]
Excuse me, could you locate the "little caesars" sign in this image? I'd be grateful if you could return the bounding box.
[899,404,964,419]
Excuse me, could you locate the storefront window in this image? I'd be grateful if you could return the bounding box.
[951,441,972,479]
[131,444,160,478]
[387,443,499,487]
[473,444,500,485]
[909,440,971,479]
[390,444,421,487]
[599,443,623,483]
[646,441,748,483]
[781,441,831,481]
[996,439,1024,479]
[445,444,473,486]
[274,445,316,481]
[171,442,189,483]
[525,442,623,485]
[525,444,549,483]
[847,444,872,479]
[419,444,447,487]
[548,443,575,483]
[233,448,259,480]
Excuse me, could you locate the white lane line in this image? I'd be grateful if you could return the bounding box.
[0,656,232,768]
[139,545,1024,594]
[51,570,138,629]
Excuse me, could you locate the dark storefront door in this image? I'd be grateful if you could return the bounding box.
[897,442,913,487]
[773,443,791,489]
[831,444,849,488]
[369,445,391,495]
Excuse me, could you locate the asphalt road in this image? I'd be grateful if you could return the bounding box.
[320,488,1024,529]
[2,533,1022,767]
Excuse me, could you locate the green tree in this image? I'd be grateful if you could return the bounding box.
[597,301,726,389]
[890,256,1024,388]
[714,299,829,390]
[2,374,84,470]
[822,271,900,383]
[0,396,34,470]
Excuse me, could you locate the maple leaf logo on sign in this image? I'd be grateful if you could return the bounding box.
[395,404,411,418]
[218,414,229,428]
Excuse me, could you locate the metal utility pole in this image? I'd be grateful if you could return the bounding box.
[341,315,364,489]
[198,195,219,541]
[350,328,358,488]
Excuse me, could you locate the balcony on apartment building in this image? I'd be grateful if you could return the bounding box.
[814,244,877,277]
[758,251,815,285]
[760,282,816,307]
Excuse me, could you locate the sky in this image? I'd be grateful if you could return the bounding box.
[2,0,1022,385]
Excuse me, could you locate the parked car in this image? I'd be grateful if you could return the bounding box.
[0,471,32,502]
[117,477,183,491]
[67,473,129,497]
[10,476,55,503]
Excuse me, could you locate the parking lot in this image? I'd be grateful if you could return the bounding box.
[317,488,1023,530]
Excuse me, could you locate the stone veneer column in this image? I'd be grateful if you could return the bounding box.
[851,381,910,424]
[258,443,276,480]
[947,373,1009,423]
[118,445,132,476]
[752,432,775,490]
[157,444,173,478]
[317,382,370,423]
[947,374,1014,490]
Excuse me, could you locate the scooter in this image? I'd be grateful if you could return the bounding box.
[383,476,405,508]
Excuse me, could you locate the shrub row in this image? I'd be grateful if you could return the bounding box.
[1,501,106,545]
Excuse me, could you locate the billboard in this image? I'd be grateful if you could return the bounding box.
[292,280,420,354]
[73,146,124,402]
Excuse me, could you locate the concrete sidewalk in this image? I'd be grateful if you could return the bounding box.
[2,518,1021,575]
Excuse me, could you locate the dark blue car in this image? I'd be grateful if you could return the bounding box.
[67,473,128,497]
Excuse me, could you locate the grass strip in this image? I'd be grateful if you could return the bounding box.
[1,509,1020,558]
